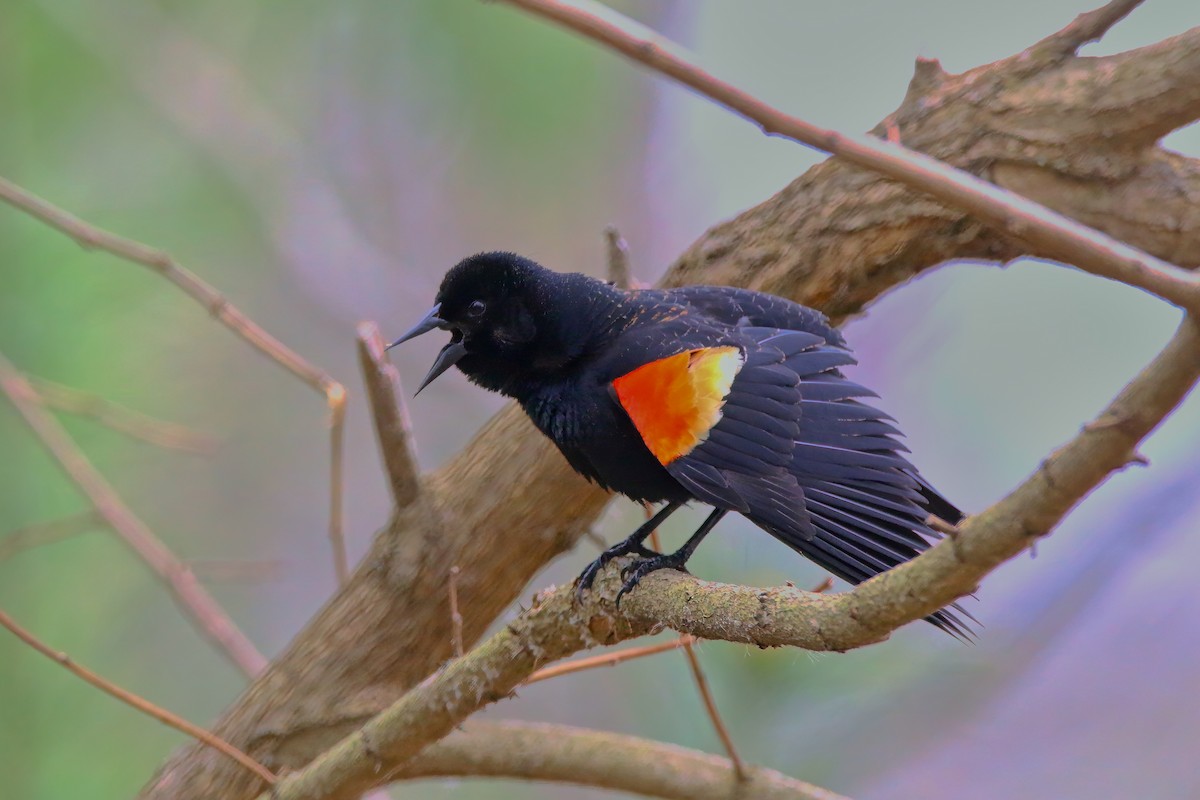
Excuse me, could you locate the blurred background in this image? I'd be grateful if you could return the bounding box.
[2,1,1198,798]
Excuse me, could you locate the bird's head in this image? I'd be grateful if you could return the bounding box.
[391,251,601,396]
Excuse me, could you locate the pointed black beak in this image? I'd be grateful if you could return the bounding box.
[388,303,466,394]
[387,303,447,350]
[413,340,468,394]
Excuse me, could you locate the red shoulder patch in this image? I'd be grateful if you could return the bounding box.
[612,346,744,465]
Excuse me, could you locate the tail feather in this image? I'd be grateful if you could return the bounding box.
[751,472,975,641]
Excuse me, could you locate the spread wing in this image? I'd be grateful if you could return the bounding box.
[604,304,969,637]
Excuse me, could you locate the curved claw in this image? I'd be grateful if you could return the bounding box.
[575,539,660,603]
[613,554,690,608]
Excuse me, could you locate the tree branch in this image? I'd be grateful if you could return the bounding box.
[604,226,634,289]
[1031,0,1145,59]
[0,175,350,586]
[396,720,846,800]
[265,305,1200,798]
[0,351,267,677]
[0,512,100,564]
[524,635,695,684]
[142,6,1200,797]
[500,0,1200,315]
[356,322,422,509]
[1090,26,1200,146]
[644,504,744,776]
[26,376,218,454]
[0,607,275,786]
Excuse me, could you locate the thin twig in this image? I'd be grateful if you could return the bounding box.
[0,350,266,677]
[498,0,1200,316]
[0,512,101,564]
[809,577,834,594]
[0,175,348,589]
[1033,0,1146,59]
[604,226,633,289]
[525,635,697,684]
[27,376,218,454]
[356,322,422,508]
[0,607,276,786]
[448,566,465,659]
[679,643,746,779]
[328,383,349,585]
[642,504,744,779]
[926,515,961,537]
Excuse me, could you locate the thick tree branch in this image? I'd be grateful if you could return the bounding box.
[0,351,267,678]
[1000,25,1200,155]
[501,0,1200,315]
[1082,26,1200,146]
[143,6,1200,798]
[268,313,1200,798]
[396,721,846,800]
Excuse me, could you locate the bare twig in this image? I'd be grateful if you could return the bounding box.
[1033,0,1146,59]
[604,226,633,289]
[525,635,696,684]
[642,504,744,779]
[27,376,218,454]
[328,384,349,585]
[809,577,834,594]
[498,0,1200,315]
[0,175,348,587]
[448,566,465,659]
[0,512,101,564]
[0,351,266,677]
[397,720,844,800]
[926,515,961,537]
[0,607,275,786]
[680,642,745,779]
[0,177,337,398]
[356,322,422,508]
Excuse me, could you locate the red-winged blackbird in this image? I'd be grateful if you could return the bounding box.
[393,252,969,637]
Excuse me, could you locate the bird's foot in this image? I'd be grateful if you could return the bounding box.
[614,551,691,607]
[575,537,659,603]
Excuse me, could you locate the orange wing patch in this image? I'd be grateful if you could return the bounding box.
[613,346,744,465]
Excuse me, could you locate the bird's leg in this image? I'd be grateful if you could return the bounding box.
[616,508,727,606]
[576,500,683,601]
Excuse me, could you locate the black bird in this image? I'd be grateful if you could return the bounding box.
[393,252,969,636]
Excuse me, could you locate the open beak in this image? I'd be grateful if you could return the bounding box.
[388,303,467,394]
[388,303,447,349]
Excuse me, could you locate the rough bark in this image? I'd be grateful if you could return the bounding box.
[142,19,1200,800]
[401,721,847,800]
[260,310,1200,798]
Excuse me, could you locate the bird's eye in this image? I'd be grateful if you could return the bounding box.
[467,300,486,318]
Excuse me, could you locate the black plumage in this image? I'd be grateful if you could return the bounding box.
[393,252,970,638]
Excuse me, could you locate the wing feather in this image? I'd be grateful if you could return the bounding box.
[603,299,969,637]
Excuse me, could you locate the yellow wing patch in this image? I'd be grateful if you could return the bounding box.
[612,346,744,465]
